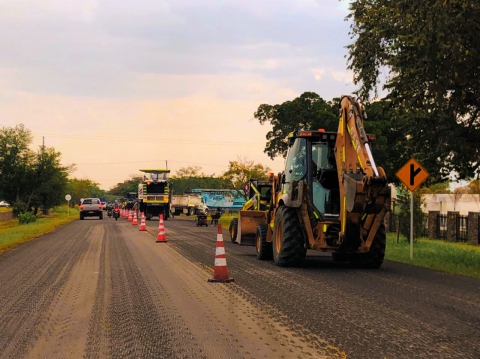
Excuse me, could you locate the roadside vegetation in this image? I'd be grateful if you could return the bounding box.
[0,206,78,255]
[385,234,480,279]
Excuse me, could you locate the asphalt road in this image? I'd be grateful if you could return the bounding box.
[0,213,479,359]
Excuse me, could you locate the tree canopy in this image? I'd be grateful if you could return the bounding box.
[254,92,338,159]
[169,166,229,195]
[347,0,480,180]
[220,157,271,199]
[0,124,73,214]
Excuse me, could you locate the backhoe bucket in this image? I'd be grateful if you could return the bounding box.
[236,210,267,245]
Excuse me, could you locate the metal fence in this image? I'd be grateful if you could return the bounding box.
[455,215,468,242]
[388,213,397,233]
[436,214,447,240]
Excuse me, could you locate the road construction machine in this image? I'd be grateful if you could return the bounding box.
[256,95,390,268]
[229,178,273,245]
[138,169,172,220]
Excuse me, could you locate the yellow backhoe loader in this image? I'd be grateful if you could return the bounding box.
[256,95,391,268]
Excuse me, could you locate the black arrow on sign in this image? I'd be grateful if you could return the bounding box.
[410,164,422,186]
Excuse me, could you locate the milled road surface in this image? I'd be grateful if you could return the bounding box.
[147,215,480,359]
[0,215,329,359]
[0,214,479,359]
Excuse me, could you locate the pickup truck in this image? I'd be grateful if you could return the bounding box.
[80,198,103,220]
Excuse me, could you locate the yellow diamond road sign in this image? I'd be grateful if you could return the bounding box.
[396,158,430,192]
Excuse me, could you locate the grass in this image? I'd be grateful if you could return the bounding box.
[219,212,480,279]
[0,206,79,255]
[385,233,480,279]
[219,214,237,229]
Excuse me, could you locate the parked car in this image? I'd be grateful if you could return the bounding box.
[0,201,10,207]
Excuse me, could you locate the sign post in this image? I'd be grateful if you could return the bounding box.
[65,194,72,217]
[395,158,430,260]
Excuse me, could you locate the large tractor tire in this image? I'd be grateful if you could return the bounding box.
[350,224,386,269]
[256,223,273,260]
[229,218,238,244]
[272,206,306,267]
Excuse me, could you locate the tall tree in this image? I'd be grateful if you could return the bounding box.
[347,0,480,180]
[0,124,33,203]
[29,147,73,214]
[221,157,271,199]
[254,92,338,159]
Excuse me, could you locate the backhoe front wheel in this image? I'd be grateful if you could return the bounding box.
[256,223,272,260]
[272,206,306,267]
[350,224,386,269]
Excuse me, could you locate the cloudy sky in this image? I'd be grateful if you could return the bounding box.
[0,0,356,190]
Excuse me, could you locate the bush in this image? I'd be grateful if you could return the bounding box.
[17,211,37,224]
[395,185,426,241]
[12,200,27,217]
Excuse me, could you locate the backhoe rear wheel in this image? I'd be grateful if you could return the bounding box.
[229,218,238,244]
[256,223,272,260]
[272,206,306,267]
[350,224,386,269]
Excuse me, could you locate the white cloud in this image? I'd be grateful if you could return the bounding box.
[0,0,99,22]
[332,70,353,83]
[312,68,326,81]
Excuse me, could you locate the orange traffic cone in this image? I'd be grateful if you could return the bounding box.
[156,214,167,243]
[132,211,138,225]
[139,212,147,231]
[208,224,234,283]
[128,209,133,222]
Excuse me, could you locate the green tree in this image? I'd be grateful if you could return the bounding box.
[425,181,451,194]
[254,92,338,159]
[68,178,105,207]
[108,176,142,197]
[468,179,480,194]
[0,124,33,204]
[347,0,480,180]
[170,167,228,194]
[29,147,73,214]
[0,125,72,214]
[220,157,270,199]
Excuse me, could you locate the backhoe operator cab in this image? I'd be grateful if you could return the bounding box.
[257,95,390,269]
[285,132,340,218]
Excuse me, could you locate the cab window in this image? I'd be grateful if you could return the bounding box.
[285,138,307,183]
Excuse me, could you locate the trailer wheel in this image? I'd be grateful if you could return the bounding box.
[187,207,194,216]
[256,224,272,260]
[272,206,306,267]
[350,224,386,269]
[229,218,238,244]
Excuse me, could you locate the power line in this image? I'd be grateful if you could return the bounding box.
[75,159,229,167]
[33,132,264,147]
